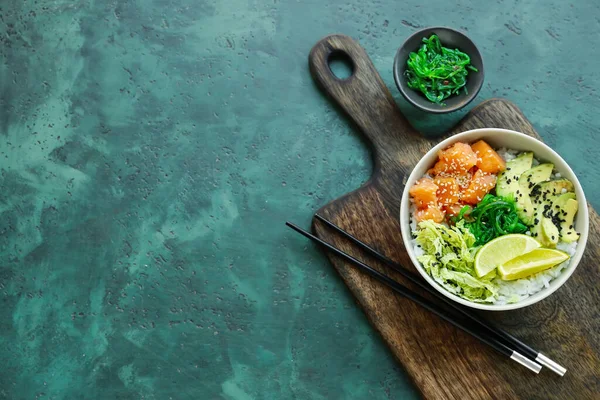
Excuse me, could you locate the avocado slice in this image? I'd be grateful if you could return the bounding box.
[530,179,574,206]
[554,196,579,242]
[541,217,559,248]
[553,192,576,205]
[530,207,559,247]
[496,152,533,199]
[515,163,554,224]
[530,207,543,240]
[530,188,579,245]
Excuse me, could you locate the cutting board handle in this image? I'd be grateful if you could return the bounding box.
[308,34,419,167]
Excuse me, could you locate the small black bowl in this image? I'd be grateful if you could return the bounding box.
[393,27,484,114]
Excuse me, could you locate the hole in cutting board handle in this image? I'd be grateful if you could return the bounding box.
[328,50,354,80]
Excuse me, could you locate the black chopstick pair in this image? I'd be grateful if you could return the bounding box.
[286,215,566,376]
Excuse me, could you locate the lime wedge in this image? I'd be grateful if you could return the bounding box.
[498,248,569,280]
[474,234,541,277]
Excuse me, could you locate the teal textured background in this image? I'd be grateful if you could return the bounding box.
[1,0,599,399]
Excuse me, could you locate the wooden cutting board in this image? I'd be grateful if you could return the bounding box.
[309,34,600,400]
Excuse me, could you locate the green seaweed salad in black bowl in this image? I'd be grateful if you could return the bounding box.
[393,27,484,113]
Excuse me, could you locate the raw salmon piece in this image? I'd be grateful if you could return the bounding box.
[437,142,478,174]
[471,140,506,174]
[433,177,460,206]
[444,203,471,218]
[428,159,450,176]
[409,177,438,208]
[415,205,446,223]
[461,169,497,204]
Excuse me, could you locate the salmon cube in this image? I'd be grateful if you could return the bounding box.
[471,140,506,174]
[433,177,460,206]
[437,142,478,174]
[444,203,471,218]
[409,177,438,208]
[428,159,450,176]
[454,171,474,190]
[461,170,497,204]
[415,205,446,223]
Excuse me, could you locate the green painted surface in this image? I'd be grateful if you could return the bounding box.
[1,0,599,399]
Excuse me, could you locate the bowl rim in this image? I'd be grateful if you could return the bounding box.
[399,128,589,311]
[393,26,484,114]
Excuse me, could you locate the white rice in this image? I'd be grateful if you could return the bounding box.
[410,148,578,305]
[496,147,517,161]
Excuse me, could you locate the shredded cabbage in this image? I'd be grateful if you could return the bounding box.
[415,220,498,303]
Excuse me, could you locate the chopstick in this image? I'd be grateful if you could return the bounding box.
[285,221,542,374]
[314,215,567,376]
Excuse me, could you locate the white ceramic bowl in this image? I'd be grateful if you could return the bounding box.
[400,128,589,311]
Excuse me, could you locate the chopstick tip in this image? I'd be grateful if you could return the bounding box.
[511,351,542,374]
[536,353,567,377]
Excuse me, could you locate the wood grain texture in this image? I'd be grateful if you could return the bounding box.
[309,34,600,400]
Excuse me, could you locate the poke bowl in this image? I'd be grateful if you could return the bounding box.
[400,128,589,311]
